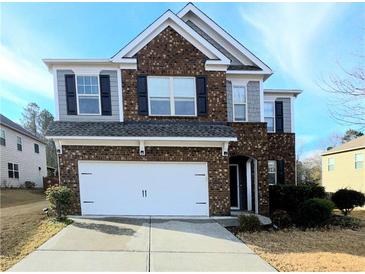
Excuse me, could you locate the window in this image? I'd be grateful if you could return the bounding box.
[328,158,335,171]
[17,136,22,151]
[264,101,275,132]
[148,76,196,116]
[355,153,363,169]
[0,128,5,146]
[76,75,100,115]
[34,143,39,154]
[233,86,246,121]
[8,163,19,179]
[268,160,277,185]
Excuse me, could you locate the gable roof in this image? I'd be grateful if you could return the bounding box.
[322,135,365,156]
[177,3,272,75]
[0,114,45,144]
[111,10,230,66]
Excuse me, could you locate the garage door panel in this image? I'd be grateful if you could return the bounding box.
[79,161,208,216]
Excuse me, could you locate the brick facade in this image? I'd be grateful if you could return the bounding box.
[59,145,230,216]
[267,133,296,185]
[229,123,270,215]
[122,26,227,122]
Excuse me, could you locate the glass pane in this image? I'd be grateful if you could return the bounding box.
[355,153,363,161]
[85,76,91,85]
[14,171,19,179]
[265,117,274,132]
[17,137,21,144]
[79,97,100,114]
[268,161,276,173]
[174,99,195,115]
[14,164,18,171]
[91,77,98,85]
[268,173,276,185]
[0,129,5,138]
[78,85,85,94]
[85,85,91,93]
[8,171,13,178]
[77,76,84,85]
[264,102,274,117]
[148,78,170,97]
[173,78,195,97]
[91,85,98,94]
[233,86,246,104]
[234,104,246,121]
[8,163,13,170]
[150,99,171,115]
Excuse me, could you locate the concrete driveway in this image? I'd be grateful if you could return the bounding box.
[9,217,275,272]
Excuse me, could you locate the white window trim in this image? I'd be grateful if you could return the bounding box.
[232,85,248,122]
[355,153,363,169]
[328,158,335,171]
[147,76,197,117]
[76,74,102,116]
[16,136,22,151]
[268,160,277,185]
[264,100,276,133]
[0,128,5,144]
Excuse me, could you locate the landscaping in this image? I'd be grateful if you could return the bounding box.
[236,185,365,271]
[0,189,69,271]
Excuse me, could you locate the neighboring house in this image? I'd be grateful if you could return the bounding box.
[44,3,301,217]
[0,114,47,188]
[322,136,365,193]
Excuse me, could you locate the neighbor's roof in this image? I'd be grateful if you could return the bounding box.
[322,135,365,156]
[46,121,237,139]
[0,114,46,144]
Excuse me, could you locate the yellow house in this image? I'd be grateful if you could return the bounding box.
[322,136,365,193]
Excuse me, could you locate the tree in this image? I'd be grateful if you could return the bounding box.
[331,189,365,216]
[21,103,40,135]
[21,103,57,171]
[342,129,363,143]
[321,61,365,129]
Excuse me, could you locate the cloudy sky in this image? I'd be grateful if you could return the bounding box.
[1,2,364,158]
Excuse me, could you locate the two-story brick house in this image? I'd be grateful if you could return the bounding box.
[45,3,301,217]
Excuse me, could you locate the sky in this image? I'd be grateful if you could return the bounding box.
[0,2,364,159]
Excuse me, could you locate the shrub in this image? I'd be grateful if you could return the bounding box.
[24,181,36,189]
[238,214,261,232]
[45,185,73,220]
[269,184,326,218]
[297,198,334,228]
[331,189,365,216]
[271,209,292,228]
[328,215,361,229]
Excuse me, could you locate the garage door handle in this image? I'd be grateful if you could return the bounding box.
[195,174,206,176]
[196,202,207,204]
[83,201,94,203]
[81,172,92,175]
[142,190,147,197]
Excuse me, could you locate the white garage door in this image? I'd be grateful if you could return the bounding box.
[78,161,209,216]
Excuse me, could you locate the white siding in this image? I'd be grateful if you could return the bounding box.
[0,126,47,188]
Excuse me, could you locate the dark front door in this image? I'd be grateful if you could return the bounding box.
[230,164,239,209]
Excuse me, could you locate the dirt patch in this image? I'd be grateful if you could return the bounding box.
[238,211,365,271]
[0,189,67,271]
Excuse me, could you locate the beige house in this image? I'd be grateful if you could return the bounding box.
[322,136,365,193]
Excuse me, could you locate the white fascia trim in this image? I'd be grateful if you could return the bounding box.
[205,63,229,71]
[111,10,230,65]
[264,89,303,98]
[47,136,237,142]
[43,59,114,71]
[52,68,60,121]
[226,70,271,76]
[178,4,272,74]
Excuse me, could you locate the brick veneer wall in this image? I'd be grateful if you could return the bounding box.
[58,145,230,216]
[229,123,269,215]
[267,133,296,185]
[122,26,227,122]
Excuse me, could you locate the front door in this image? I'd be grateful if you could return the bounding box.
[229,164,240,209]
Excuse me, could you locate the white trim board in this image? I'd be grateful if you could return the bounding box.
[47,136,237,142]
[111,10,230,66]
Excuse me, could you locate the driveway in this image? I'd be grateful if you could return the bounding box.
[9,217,276,272]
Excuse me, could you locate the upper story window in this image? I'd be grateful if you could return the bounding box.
[0,128,5,146]
[232,86,246,122]
[148,76,196,116]
[328,157,335,171]
[76,75,101,115]
[8,163,19,179]
[355,153,363,169]
[16,136,22,151]
[264,101,275,132]
[268,160,277,185]
[34,143,39,154]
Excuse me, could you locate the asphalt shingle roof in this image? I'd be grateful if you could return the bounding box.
[0,114,45,143]
[46,121,237,138]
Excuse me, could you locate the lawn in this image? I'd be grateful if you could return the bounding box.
[238,210,365,272]
[0,189,67,271]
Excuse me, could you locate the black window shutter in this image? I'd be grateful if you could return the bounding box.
[137,76,148,115]
[196,76,207,115]
[275,101,284,133]
[100,75,112,115]
[65,74,77,115]
[277,160,285,184]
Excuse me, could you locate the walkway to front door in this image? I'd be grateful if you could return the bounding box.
[10,217,275,272]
